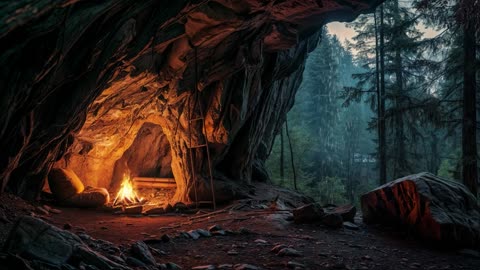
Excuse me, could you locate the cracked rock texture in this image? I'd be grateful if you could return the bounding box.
[0,0,379,202]
[361,172,480,247]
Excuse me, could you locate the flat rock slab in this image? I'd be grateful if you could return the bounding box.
[292,203,356,228]
[3,216,129,269]
[361,172,480,247]
[324,204,356,222]
[3,216,83,265]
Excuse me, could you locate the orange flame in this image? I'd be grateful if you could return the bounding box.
[113,171,142,206]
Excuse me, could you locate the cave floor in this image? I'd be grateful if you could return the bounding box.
[1,193,479,270]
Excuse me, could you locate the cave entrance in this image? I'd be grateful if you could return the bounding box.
[58,120,176,212]
[110,122,175,208]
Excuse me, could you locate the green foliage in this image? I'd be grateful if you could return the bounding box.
[437,159,455,179]
[316,176,347,205]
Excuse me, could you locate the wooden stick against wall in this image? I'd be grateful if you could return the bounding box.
[132,177,176,188]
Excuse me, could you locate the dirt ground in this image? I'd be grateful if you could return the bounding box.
[1,192,479,270]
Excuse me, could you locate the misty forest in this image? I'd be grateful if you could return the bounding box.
[0,1,479,270]
[267,0,479,206]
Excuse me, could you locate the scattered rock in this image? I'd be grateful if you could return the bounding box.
[63,223,72,230]
[124,205,143,215]
[208,224,223,232]
[180,232,191,239]
[287,261,305,269]
[131,241,156,265]
[126,256,146,267]
[234,264,259,270]
[74,245,129,270]
[187,230,201,240]
[227,250,239,256]
[145,207,166,215]
[293,203,324,223]
[343,221,359,230]
[192,265,216,270]
[321,213,343,228]
[150,246,167,256]
[361,172,480,247]
[211,230,227,236]
[277,248,303,257]
[271,244,287,253]
[324,205,356,223]
[106,255,125,264]
[254,239,268,245]
[165,262,182,269]
[410,263,422,268]
[77,232,92,241]
[49,208,62,214]
[196,229,212,237]
[43,205,62,214]
[35,206,49,216]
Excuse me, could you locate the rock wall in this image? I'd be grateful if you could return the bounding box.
[111,122,173,191]
[0,0,380,201]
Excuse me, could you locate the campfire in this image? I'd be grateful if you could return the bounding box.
[113,171,143,206]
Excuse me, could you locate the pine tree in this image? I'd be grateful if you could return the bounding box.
[414,0,479,196]
[344,0,443,181]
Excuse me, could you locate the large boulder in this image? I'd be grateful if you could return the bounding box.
[48,168,109,207]
[48,168,85,201]
[361,172,480,247]
[3,216,129,269]
[3,216,83,265]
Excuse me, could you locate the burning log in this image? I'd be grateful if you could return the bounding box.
[112,172,143,207]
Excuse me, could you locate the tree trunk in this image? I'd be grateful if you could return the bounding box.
[280,126,285,185]
[378,5,387,184]
[392,0,407,179]
[462,5,478,196]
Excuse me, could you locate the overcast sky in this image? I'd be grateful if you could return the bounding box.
[326,21,439,50]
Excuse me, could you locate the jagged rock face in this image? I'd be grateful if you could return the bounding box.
[361,173,480,247]
[0,0,379,201]
[111,122,173,190]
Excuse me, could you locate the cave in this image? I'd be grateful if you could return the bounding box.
[2,1,479,269]
[0,0,380,204]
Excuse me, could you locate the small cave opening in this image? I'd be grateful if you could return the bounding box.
[51,119,176,212]
[110,122,174,207]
